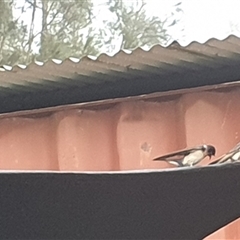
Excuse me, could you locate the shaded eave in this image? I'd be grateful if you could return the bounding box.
[1,35,240,113]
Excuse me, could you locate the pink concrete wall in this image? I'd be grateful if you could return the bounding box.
[0,92,227,171]
[0,87,240,238]
[56,109,119,171]
[0,116,58,170]
[182,90,240,166]
[116,101,182,170]
[205,218,240,240]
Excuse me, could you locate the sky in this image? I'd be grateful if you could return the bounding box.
[93,0,240,46]
[144,0,240,46]
[12,0,240,54]
[174,0,240,45]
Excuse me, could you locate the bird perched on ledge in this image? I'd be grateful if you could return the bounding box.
[153,145,216,167]
[209,142,240,165]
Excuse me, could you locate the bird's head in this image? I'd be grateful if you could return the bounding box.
[204,145,216,159]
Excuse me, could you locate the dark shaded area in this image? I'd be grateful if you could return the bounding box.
[0,56,240,113]
[0,163,240,239]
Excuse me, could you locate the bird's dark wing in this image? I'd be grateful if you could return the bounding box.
[153,146,203,161]
[209,143,240,165]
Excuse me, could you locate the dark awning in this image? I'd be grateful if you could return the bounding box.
[1,163,240,239]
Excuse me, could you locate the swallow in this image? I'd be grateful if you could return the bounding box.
[209,142,240,165]
[153,145,216,167]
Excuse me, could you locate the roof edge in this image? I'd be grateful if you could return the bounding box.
[1,34,240,72]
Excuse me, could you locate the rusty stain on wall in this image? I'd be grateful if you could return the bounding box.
[0,86,240,238]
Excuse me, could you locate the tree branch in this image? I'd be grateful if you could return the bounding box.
[27,0,37,55]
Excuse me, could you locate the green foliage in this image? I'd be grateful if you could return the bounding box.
[0,1,27,65]
[106,0,170,49]
[0,0,182,66]
[38,0,99,61]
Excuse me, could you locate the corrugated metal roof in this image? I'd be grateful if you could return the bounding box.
[1,34,240,113]
[1,34,240,89]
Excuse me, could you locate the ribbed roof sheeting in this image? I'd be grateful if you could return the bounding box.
[1,35,240,113]
[0,34,240,89]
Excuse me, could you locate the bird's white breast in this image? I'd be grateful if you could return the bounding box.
[232,151,240,161]
[182,150,204,166]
